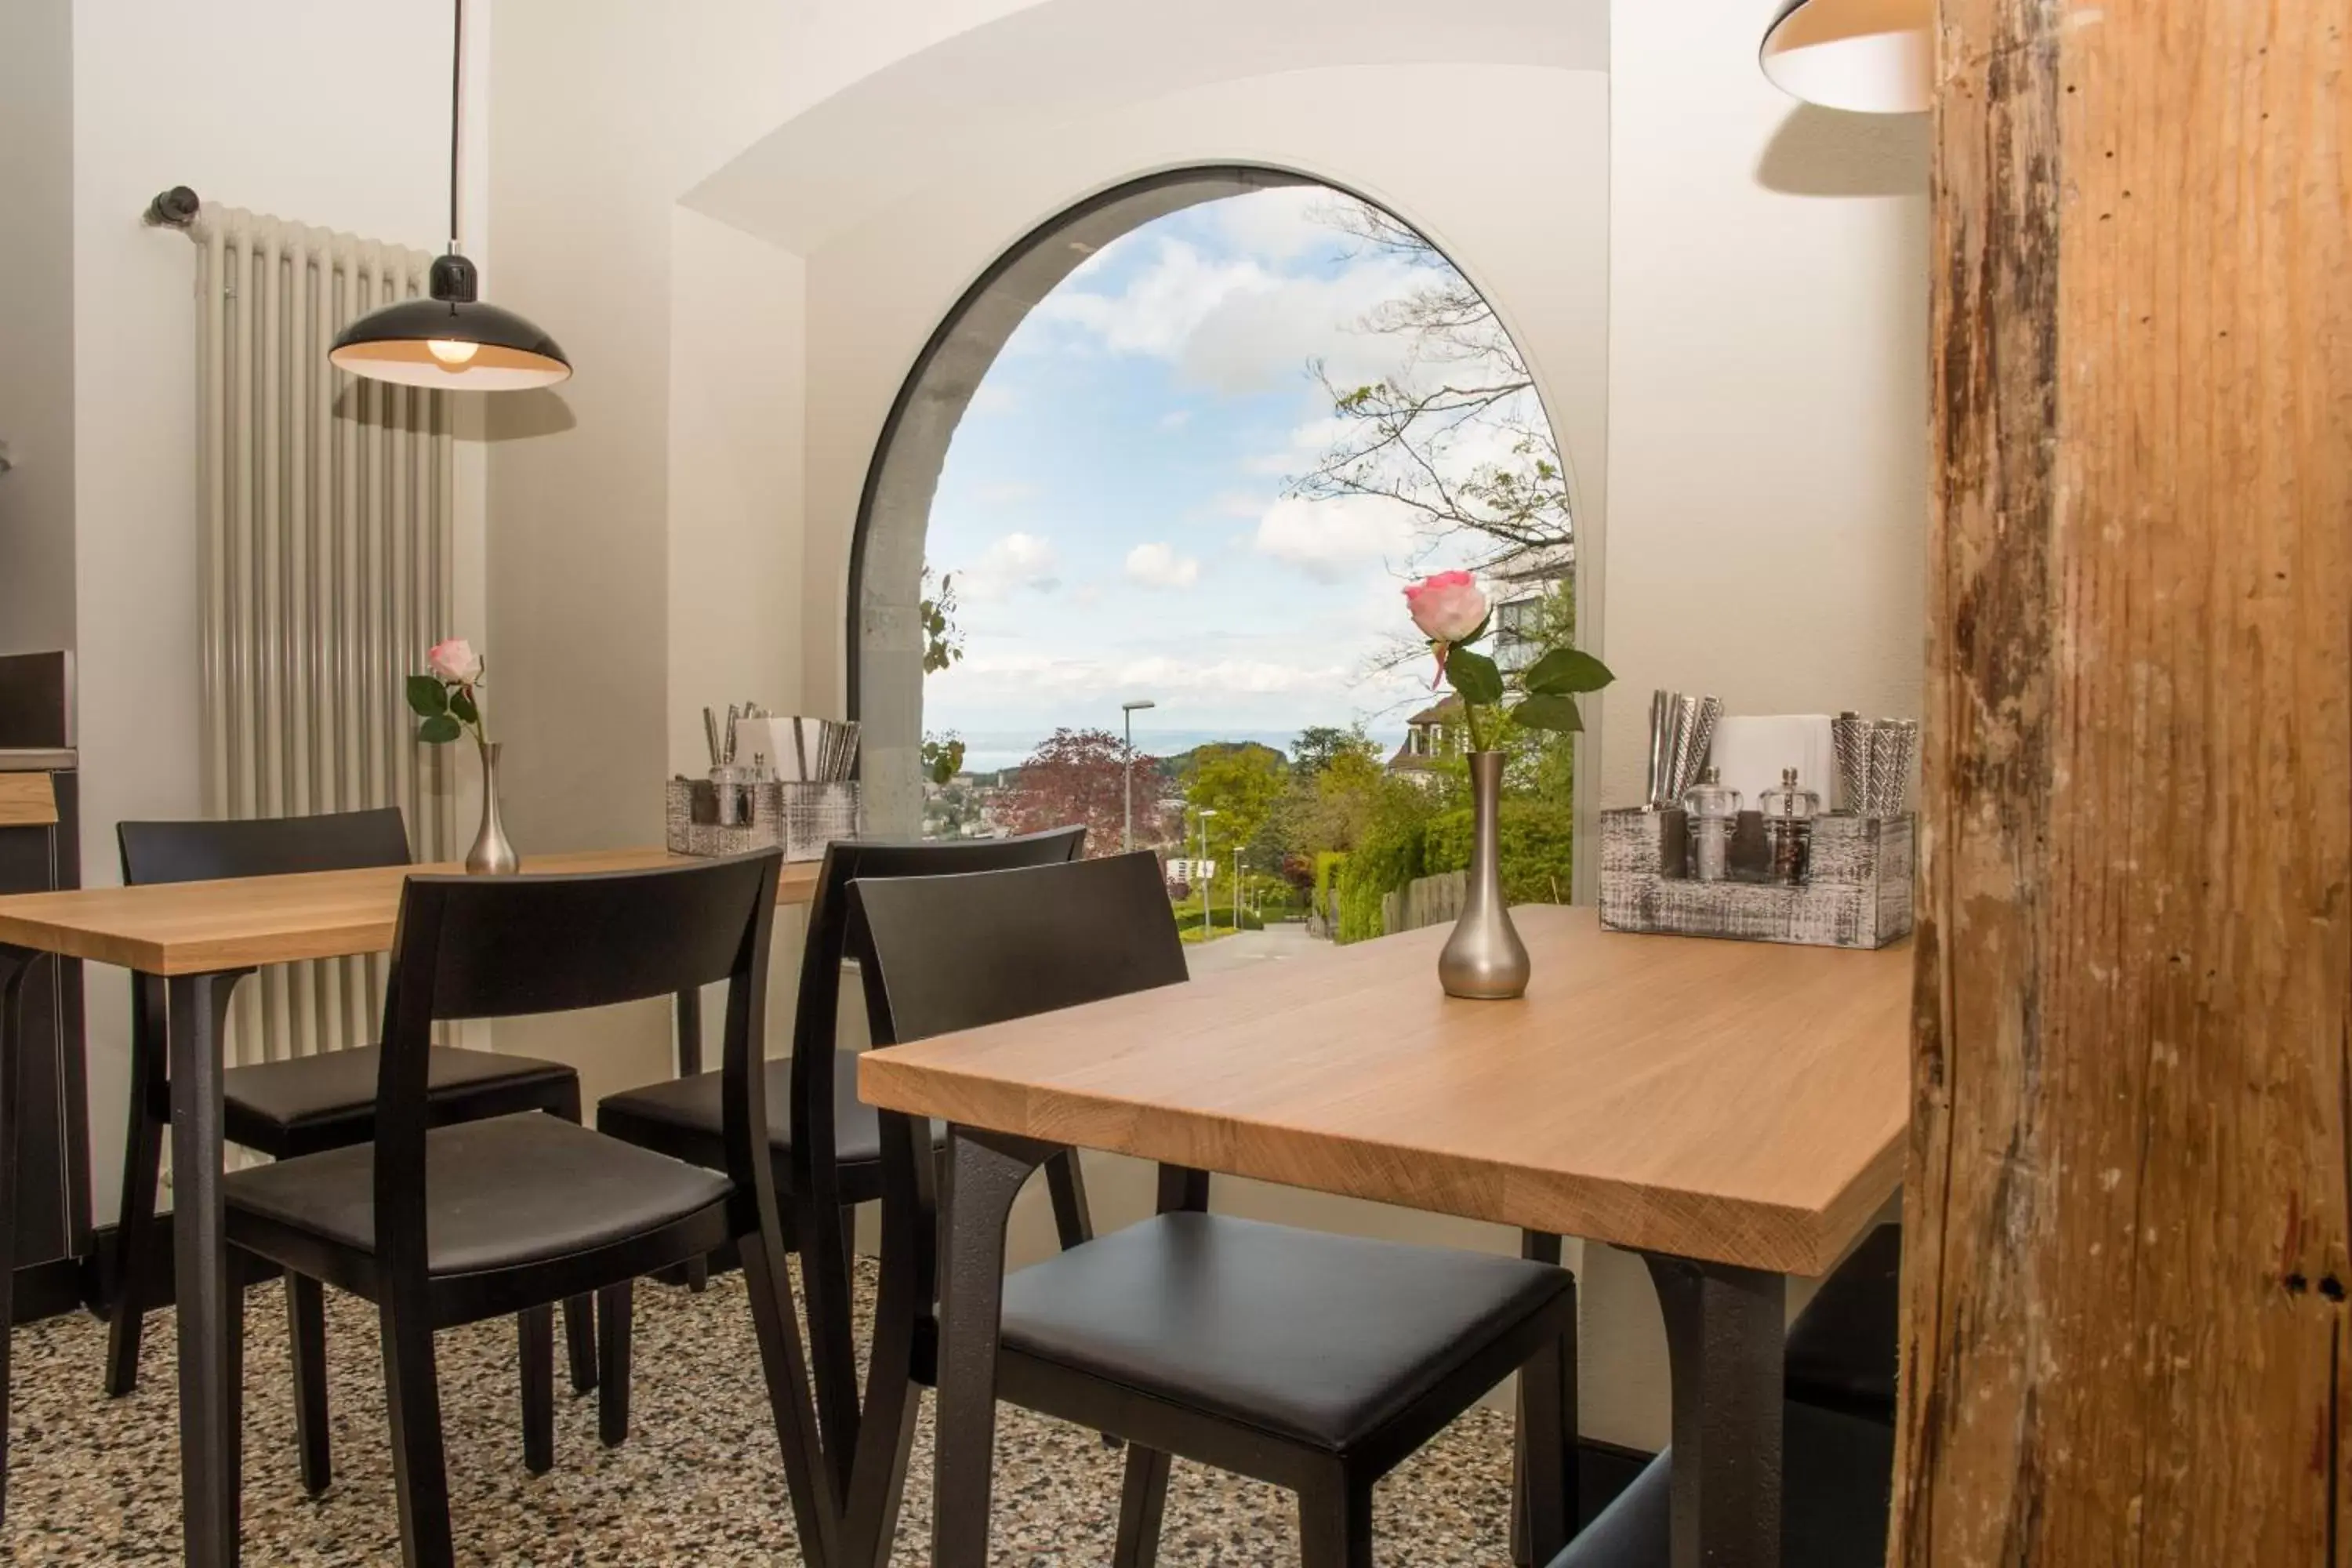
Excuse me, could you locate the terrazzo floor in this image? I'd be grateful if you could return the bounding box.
[1,1260,1523,1564]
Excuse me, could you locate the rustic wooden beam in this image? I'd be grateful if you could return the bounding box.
[1898,0,2350,1563]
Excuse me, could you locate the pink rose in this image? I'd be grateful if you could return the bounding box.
[1403,572,1487,643]
[426,637,483,685]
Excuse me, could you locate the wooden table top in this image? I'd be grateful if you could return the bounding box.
[862,906,1911,1276]
[0,848,820,975]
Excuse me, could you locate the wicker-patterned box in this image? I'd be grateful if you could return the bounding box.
[1599,808,1913,950]
[664,779,861,862]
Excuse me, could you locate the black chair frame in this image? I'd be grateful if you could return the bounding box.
[103,809,594,1498]
[837,853,1581,1568]
[596,825,1092,1508]
[220,852,835,1568]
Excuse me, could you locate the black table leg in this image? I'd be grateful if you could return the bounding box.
[1642,1250,1786,1568]
[0,946,34,1524]
[170,971,246,1568]
[930,1126,1054,1568]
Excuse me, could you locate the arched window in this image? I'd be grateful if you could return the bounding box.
[851,168,1578,893]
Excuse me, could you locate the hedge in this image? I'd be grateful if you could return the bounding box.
[1173,906,1266,933]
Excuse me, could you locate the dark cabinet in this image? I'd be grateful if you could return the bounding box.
[1,770,87,1319]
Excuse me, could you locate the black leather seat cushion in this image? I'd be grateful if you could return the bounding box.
[1784,1223,1900,1422]
[1549,1399,1894,1568]
[223,1112,730,1276]
[996,1213,1573,1454]
[223,1044,576,1149]
[597,1056,943,1193]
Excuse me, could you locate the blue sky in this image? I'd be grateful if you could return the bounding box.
[920,186,1521,761]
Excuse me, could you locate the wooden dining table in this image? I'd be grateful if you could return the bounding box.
[0,848,819,1567]
[860,905,1911,1568]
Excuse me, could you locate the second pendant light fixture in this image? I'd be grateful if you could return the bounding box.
[1759,0,1933,115]
[330,0,570,390]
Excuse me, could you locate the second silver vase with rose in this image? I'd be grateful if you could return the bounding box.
[1399,571,1615,1000]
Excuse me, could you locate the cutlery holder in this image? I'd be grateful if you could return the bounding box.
[664,778,862,861]
[1599,807,1913,949]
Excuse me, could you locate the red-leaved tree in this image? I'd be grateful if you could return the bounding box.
[998,728,1160,858]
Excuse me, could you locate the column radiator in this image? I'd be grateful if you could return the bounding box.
[187,205,456,1069]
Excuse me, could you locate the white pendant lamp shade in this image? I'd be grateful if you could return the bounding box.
[1760,0,1933,114]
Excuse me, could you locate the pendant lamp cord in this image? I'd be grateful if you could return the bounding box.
[448,0,465,250]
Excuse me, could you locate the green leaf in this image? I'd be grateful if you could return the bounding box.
[416,713,461,744]
[1446,648,1504,705]
[405,675,449,718]
[1522,647,1616,696]
[1510,692,1584,733]
[448,687,480,726]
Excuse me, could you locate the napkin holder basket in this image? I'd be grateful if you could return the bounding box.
[1599,807,1913,950]
[665,779,861,862]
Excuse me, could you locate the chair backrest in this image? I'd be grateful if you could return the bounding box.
[847,850,1187,1047]
[785,826,1085,1196]
[372,851,784,1273]
[119,807,412,886]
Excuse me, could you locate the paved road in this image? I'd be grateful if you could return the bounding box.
[1181,920,1330,978]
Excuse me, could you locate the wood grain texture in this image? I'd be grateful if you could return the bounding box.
[0,775,58,829]
[0,848,818,975]
[1898,0,2351,1562]
[862,906,1910,1275]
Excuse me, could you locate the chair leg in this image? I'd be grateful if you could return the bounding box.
[379,1300,456,1568]
[1298,1476,1374,1568]
[286,1274,332,1497]
[104,980,169,1399]
[519,1305,555,1475]
[561,1294,597,1395]
[1517,1331,1575,1563]
[1297,1475,1374,1568]
[1112,1446,1172,1568]
[597,1280,633,1449]
[223,1253,246,1552]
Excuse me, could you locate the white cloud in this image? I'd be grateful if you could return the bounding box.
[967,383,1020,416]
[975,480,1041,505]
[956,532,1062,600]
[1123,542,1201,590]
[1212,186,1352,262]
[1157,409,1192,430]
[1251,497,1415,584]
[1209,489,1271,520]
[953,649,1349,699]
[1033,239,1274,358]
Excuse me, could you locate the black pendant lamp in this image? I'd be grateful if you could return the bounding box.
[1760,0,1932,114]
[331,0,569,390]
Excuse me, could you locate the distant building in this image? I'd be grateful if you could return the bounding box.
[1387,697,1461,782]
[1489,545,1574,674]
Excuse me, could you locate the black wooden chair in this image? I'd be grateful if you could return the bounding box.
[1547,1224,1902,1568]
[846,851,1583,1568]
[595,825,1091,1495]
[106,808,593,1494]
[217,851,833,1568]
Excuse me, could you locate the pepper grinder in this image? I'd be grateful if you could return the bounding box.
[1760,766,1820,887]
[1680,768,1742,883]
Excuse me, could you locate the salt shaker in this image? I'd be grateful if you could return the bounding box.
[1760,766,1820,886]
[1680,768,1742,884]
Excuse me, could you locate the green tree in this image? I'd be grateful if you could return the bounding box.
[1290,724,1381,776]
[1187,746,1286,862]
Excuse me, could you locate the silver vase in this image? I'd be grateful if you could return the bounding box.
[1438,750,1530,999]
[465,740,521,876]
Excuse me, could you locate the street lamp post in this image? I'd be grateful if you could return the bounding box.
[1121,699,1157,852]
[1233,852,1244,935]
[1196,808,1218,935]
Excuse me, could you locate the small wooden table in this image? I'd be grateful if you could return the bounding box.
[862,906,1911,1568]
[0,848,818,1568]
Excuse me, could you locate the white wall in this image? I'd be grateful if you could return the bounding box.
[1601,0,1929,811]
[0,0,77,657]
[67,0,491,1212]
